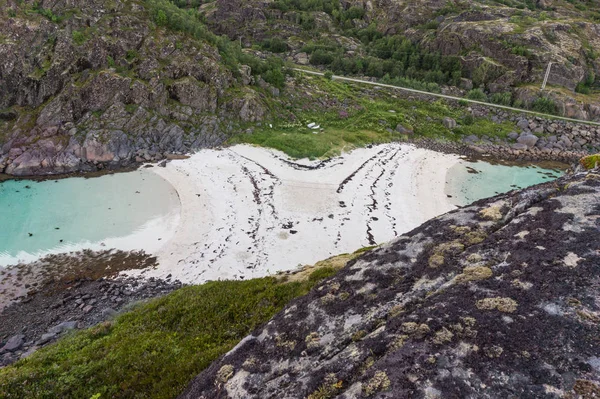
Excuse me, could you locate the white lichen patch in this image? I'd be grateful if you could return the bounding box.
[543,384,565,395]
[525,206,544,216]
[412,276,444,292]
[455,341,479,358]
[541,302,564,316]
[225,369,251,398]
[343,313,363,331]
[357,283,376,294]
[423,385,442,399]
[514,230,530,239]
[511,279,533,290]
[563,252,582,268]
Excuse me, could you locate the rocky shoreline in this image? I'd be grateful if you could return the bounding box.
[3,105,598,179]
[0,275,182,367]
[0,250,181,367]
[402,103,600,167]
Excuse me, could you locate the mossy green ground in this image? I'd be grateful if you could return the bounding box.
[580,154,600,169]
[231,77,517,159]
[0,271,338,399]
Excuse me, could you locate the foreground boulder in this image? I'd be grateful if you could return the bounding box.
[181,170,600,398]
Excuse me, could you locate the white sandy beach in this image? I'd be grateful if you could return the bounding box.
[128,143,459,283]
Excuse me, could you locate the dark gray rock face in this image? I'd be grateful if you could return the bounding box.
[0,335,25,353]
[181,170,600,398]
[0,0,269,176]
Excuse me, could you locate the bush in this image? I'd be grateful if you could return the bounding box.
[580,154,600,170]
[324,70,333,80]
[71,30,86,45]
[107,56,115,68]
[260,37,288,53]
[310,49,335,65]
[576,82,591,94]
[263,68,285,88]
[155,9,167,26]
[490,92,513,106]
[466,88,488,101]
[531,97,558,114]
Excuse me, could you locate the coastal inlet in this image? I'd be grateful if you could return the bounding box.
[0,144,564,282]
[0,170,180,266]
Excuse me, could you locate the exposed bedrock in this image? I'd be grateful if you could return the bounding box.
[181,169,600,398]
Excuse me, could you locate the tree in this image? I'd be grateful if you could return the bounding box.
[156,10,167,26]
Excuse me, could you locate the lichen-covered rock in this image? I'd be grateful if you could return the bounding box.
[180,170,600,398]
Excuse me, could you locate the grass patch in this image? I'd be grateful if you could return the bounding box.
[0,271,338,399]
[232,78,518,159]
[454,119,516,139]
[232,126,392,159]
[580,154,600,169]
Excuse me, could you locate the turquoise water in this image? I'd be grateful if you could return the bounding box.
[0,160,564,266]
[445,160,565,206]
[0,170,180,266]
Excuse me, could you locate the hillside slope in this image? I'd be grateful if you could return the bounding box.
[181,169,600,398]
[0,0,274,176]
[200,0,600,119]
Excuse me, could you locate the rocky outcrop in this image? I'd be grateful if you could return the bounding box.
[181,170,600,398]
[0,0,270,176]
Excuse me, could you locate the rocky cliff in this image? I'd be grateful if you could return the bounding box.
[0,0,269,176]
[181,169,600,398]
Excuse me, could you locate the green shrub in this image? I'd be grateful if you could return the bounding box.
[126,50,139,61]
[580,154,600,169]
[71,30,87,45]
[531,96,558,114]
[260,37,288,53]
[32,4,62,23]
[490,92,512,106]
[466,88,488,101]
[324,70,333,80]
[576,82,591,94]
[155,9,168,26]
[310,49,335,65]
[512,99,525,109]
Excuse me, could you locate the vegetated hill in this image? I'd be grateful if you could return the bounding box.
[181,168,600,398]
[0,0,285,176]
[197,0,600,119]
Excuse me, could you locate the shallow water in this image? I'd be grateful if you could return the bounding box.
[0,169,180,266]
[445,160,565,206]
[0,157,564,267]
